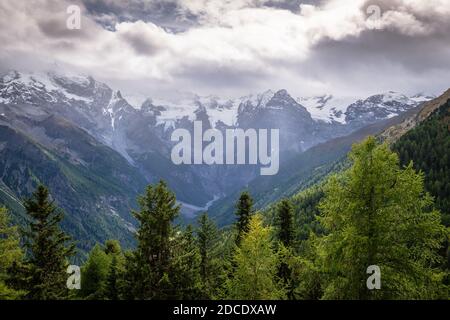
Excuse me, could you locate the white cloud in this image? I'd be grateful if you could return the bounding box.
[0,0,449,98]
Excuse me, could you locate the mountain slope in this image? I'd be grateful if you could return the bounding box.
[393,98,450,225]
[207,106,423,226]
[258,89,450,232]
[0,116,150,257]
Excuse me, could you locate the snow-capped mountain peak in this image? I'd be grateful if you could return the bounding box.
[410,93,436,103]
[297,95,356,124]
[0,70,435,136]
[0,71,97,105]
[344,91,428,125]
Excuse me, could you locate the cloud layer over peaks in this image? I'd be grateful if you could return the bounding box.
[1,0,449,99]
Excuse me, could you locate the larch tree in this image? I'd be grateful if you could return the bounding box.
[316,137,447,300]
[227,214,285,300]
[0,207,24,299]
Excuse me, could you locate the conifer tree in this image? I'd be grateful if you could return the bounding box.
[79,244,110,299]
[196,212,221,298]
[122,180,180,299]
[0,207,23,299]
[21,185,75,300]
[276,199,295,247]
[170,225,202,299]
[275,199,295,298]
[106,255,119,300]
[227,214,285,299]
[235,191,253,246]
[316,137,447,299]
[104,239,123,300]
[104,239,122,256]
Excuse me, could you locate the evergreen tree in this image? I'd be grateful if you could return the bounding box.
[104,239,122,255]
[196,212,221,298]
[106,255,119,300]
[276,199,295,247]
[0,207,24,299]
[235,191,253,246]
[170,225,202,299]
[21,185,75,300]
[316,137,447,299]
[79,244,110,299]
[122,180,180,299]
[104,239,123,300]
[285,234,323,300]
[78,239,124,300]
[227,214,285,299]
[275,199,295,298]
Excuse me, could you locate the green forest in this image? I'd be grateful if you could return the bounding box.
[393,100,450,226]
[1,136,449,300]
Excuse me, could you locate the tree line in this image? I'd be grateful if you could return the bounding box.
[0,137,448,300]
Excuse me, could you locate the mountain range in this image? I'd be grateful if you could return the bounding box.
[0,70,436,254]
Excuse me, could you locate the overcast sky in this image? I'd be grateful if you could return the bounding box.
[1,0,450,101]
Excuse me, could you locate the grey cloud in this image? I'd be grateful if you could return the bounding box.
[37,18,92,39]
[298,29,450,96]
[118,29,162,56]
[175,61,273,90]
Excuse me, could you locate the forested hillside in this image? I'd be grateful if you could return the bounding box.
[393,99,450,225]
[1,137,448,300]
[0,121,146,258]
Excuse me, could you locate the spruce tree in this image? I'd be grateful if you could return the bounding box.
[317,137,447,299]
[122,180,180,299]
[227,214,285,299]
[275,199,295,298]
[235,191,253,246]
[276,199,295,247]
[170,225,202,299]
[0,207,24,299]
[21,185,75,300]
[196,212,220,298]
